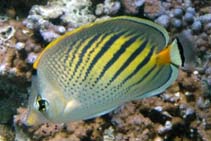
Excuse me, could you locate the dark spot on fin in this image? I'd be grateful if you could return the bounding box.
[176,37,185,66]
[32,69,37,76]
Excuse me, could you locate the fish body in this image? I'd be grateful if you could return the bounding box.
[25,16,182,125]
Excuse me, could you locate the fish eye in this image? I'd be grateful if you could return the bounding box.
[36,95,49,112]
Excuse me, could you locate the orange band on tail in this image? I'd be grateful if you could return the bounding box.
[156,46,171,65]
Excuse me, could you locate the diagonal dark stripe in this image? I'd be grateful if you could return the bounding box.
[95,34,140,83]
[134,66,173,98]
[78,32,113,81]
[83,31,126,81]
[70,34,99,79]
[58,39,78,63]
[128,64,158,89]
[121,44,154,85]
[109,40,148,84]
[114,18,167,46]
[63,39,83,67]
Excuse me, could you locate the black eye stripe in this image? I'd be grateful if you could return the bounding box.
[32,69,37,75]
[38,99,47,111]
[36,96,48,112]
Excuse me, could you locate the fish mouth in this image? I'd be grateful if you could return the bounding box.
[22,108,48,127]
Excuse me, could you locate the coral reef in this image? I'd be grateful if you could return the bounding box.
[0,124,15,141]
[0,0,48,17]
[0,0,210,140]
[15,107,109,141]
[0,17,42,124]
[144,0,164,18]
[95,0,121,16]
[23,0,97,42]
[23,0,122,43]
[121,0,145,14]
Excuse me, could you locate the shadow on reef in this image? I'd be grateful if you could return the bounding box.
[0,0,48,18]
[141,105,198,140]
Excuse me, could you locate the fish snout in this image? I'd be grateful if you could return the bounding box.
[22,109,47,127]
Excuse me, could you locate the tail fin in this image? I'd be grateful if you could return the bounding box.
[157,39,184,67]
[169,39,184,67]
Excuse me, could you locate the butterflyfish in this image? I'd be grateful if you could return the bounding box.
[24,16,184,126]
